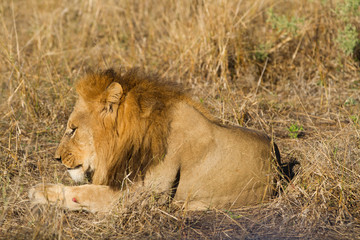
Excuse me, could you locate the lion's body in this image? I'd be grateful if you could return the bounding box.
[29,69,279,212]
[146,102,274,209]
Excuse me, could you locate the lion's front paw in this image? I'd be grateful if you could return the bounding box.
[29,183,65,205]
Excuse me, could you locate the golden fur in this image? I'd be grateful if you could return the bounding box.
[77,69,179,187]
[29,68,281,212]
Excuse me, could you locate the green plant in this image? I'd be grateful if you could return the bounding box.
[336,0,360,21]
[288,123,304,139]
[336,24,359,56]
[350,115,359,124]
[225,210,243,219]
[254,43,271,62]
[267,8,304,36]
[335,0,360,56]
[344,97,357,106]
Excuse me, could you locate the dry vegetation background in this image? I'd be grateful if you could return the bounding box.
[0,0,360,239]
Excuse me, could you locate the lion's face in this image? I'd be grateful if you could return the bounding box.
[55,99,97,183]
[55,73,124,184]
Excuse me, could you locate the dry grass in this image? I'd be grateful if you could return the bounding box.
[1,0,360,239]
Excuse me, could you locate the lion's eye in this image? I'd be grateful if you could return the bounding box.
[67,127,77,136]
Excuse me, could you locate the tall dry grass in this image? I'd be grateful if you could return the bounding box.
[0,0,359,239]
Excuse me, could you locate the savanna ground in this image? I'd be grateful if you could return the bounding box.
[1,0,360,239]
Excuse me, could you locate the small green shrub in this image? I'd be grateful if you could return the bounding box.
[350,115,359,125]
[254,43,271,62]
[336,24,359,56]
[344,97,357,106]
[336,0,360,21]
[266,8,304,36]
[288,123,304,139]
[225,210,243,219]
[335,0,360,56]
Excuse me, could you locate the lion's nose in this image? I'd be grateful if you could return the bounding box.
[54,154,62,162]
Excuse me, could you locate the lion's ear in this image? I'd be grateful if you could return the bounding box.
[104,82,123,112]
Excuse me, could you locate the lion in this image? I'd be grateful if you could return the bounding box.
[29,68,282,213]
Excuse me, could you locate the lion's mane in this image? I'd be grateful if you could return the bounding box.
[76,69,189,189]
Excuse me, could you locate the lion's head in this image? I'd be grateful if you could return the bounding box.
[54,97,97,183]
[55,69,182,188]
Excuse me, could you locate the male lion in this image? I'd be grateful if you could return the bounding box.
[29,69,282,213]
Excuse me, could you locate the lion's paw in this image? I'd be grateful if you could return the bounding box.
[29,183,65,205]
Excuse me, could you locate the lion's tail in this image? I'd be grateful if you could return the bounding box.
[273,142,299,182]
[273,142,281,168]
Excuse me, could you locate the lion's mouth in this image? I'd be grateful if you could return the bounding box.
[68,165,93,182]
[66,164,94,183]
[67,164,82,170]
